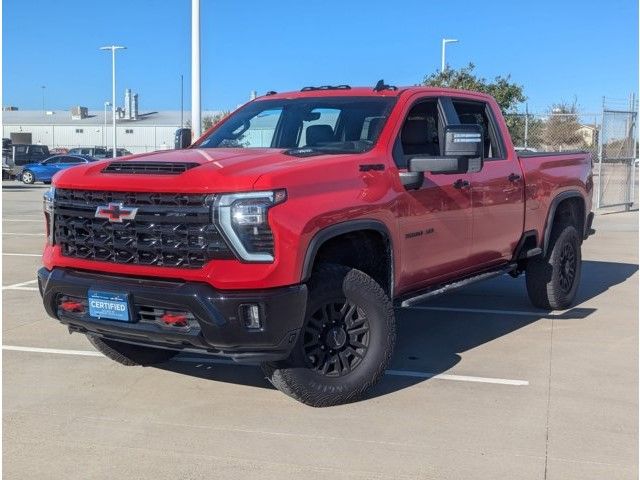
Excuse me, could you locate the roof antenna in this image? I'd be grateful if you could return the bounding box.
[373,79,397,92]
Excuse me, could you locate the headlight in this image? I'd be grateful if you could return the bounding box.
[43,187,55,244]
[215,190,286,262]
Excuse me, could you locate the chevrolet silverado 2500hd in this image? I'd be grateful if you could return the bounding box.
[38,83,594,406]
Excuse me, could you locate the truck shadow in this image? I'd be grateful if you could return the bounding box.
[157,260,637,400]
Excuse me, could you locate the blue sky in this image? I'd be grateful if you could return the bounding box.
[3,0,638,114]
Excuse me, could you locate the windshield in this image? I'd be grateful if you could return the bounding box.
[197,96,396,154]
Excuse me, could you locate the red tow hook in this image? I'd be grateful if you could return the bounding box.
[60,300,85,313]
[161,312,188,327]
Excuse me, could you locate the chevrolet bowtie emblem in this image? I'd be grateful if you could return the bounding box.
[94,202,138,223]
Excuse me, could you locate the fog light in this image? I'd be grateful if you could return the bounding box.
[161,311,189,327]
[239,304,262,329]
[60,299,85,314]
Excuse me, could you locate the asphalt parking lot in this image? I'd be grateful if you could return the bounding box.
[2,182,638,480]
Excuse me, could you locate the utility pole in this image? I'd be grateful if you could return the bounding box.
[180,74,184,129]
[41,86,46,115]
[524,103,529,149]
[441,38,459,73]
[103,101,111,148]
[191,0,201,139]
[99,45,126,158]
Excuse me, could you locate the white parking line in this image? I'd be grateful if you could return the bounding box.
[2,279,39,291]
[2,219,42,223]
[410,306,563,317]
[3,253,41,257]
[2,233,45,236]
[2,345,529,386]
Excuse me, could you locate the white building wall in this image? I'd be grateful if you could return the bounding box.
[3,124,180,154]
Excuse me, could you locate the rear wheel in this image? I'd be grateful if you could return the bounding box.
[87,335,179,366]
[262,264,395,407]
[21,170,35,184]
[526,223,582,310]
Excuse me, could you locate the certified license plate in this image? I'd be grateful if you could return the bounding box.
[88,290,130,322]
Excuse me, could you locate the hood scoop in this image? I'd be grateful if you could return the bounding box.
[102,161,200,175]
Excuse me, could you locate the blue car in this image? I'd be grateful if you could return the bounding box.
[20,154,96,184]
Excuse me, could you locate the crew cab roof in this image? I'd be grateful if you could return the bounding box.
[255,86,495,102]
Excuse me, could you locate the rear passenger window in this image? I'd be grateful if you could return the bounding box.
[451,100,504,159]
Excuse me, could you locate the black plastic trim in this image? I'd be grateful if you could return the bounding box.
[542,190,586,255]
[38,267,307,363]
[300,219,394,295]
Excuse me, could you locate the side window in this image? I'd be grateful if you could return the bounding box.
[451,100,504,159]
[298,108,340,147]
[60,156,81,164]
[394,99,440,168]
[32,146,46,155]
[81,148,91,155]
[42,156,60,165]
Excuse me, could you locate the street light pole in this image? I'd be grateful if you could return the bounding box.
[441,38,459,73]
[103,101,111,148]
[41,86,46,115]
[191,0,201,139]
[100,45,126,158]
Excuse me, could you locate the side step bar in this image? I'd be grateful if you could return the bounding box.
[396,263,517,308]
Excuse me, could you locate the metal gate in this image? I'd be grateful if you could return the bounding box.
[596,104,638,209]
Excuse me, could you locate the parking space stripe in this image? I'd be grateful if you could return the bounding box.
[2,219,42,222]
[2,345,529,386]
[410,305,564,317]
[2,233,45,236]
[3,253,41,257]
[3,279,39,291]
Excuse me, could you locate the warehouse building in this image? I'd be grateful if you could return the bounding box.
[2,109,221,154]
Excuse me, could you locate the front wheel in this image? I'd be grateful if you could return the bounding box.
[21,170,35,184]
[526,223,582,310]
[87,335,179,366]
[262,264,396,407]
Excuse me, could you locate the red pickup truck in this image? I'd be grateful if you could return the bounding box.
[38,83,594,406]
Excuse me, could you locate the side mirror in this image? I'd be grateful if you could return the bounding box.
[174,128,192,149]
[406,124,484,176]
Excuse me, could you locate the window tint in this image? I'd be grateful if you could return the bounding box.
[80,148,91,155]
[394,99,441,168]
[199,97,396,154]
[297,108,340,147]
[451,100,503,159]
[31,146,46,155]
[42,156,61,165]
[59,156,83,164]
[228,108,283,148]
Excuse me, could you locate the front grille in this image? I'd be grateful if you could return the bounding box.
[102,162,199,175]
[54,189,234,268]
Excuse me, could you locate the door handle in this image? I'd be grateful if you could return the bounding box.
[508,173,521,182]
[453,179,470,190]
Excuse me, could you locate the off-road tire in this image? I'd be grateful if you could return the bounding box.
[88,335,179,366]
[21,170,35,184]
[526,223,582,310]
[262,264,396,407]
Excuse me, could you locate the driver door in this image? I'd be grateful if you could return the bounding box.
[395,96,473,292]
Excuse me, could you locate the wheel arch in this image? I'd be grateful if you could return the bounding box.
[542,190,586,256]
[301,219,395,297]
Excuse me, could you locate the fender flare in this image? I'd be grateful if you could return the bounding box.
[541,190,586,255]
[301,219,394,291]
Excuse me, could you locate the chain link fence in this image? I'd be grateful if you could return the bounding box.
[506,101,638,211]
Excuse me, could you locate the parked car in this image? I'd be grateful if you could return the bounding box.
[68,147,108,159]
[21,154,95,184]
[49,147,69,155]
[3,144,51,178]
[38,84,594,406]
[105,148,133,157]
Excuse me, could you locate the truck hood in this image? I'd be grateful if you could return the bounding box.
[52,148,319,192]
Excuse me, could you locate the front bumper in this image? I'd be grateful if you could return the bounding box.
[38,267,307,363]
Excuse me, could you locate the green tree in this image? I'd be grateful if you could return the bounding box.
[423,62,525,114]
[543,101,584,150]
